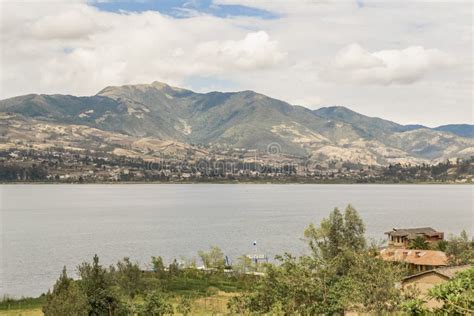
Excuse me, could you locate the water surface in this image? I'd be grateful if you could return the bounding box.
[1,184,472,297]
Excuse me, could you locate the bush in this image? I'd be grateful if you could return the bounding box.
[176,296,192,315]
[139,291,173,316]
[42,267,89,316]
[429,268,474,314]
[446,230,474,265]
[229,206,403,314]
[206,286,219,296]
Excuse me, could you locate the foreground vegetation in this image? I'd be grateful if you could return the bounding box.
[2,205,473,315]
[0,296,45,313]
[228,207,473,314]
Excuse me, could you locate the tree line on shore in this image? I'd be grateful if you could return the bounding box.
[1,148,473,183]
[6,205,472,315]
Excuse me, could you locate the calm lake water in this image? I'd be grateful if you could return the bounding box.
[1,184,472,297]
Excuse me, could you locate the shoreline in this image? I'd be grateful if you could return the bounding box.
[0,180,472,185]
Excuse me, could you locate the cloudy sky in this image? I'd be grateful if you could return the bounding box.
[0,0,472,126]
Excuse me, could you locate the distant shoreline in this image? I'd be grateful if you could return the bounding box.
[1,180,471,185]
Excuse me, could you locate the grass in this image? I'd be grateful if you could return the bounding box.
[0,273,249,315]
[0,297,45,312]
[161,274,252,296]
[189,291,237,315]
[0,293,236,316]
[0,308,43,316]
[0,298,233,315]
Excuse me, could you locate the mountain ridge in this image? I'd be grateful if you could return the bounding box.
[1,82,473,166]
[433,124,474,138]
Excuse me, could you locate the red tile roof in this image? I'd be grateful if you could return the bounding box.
[402,264,473,282]
[380,248,448,266]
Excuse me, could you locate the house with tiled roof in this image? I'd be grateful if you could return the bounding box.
[385,227,444,249]
[380,248,448,273]
[401,265,473,309]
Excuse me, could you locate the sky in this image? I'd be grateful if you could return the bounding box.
[0,0,472,127]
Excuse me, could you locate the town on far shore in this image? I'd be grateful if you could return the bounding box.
[1,148,473,183]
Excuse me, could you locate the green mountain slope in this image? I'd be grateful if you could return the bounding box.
[434,124,474,138]
[1,82,472,165]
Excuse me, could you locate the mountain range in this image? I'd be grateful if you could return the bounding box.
[1,81,473,165]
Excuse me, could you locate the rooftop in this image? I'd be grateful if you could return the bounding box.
[402,264,473,282]
[385,227,442,237]
[380,248,448,266]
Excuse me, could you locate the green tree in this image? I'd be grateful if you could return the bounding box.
[408,236,431,250]
[428,267,474,314]
[304,205,366,262]
[436,239,449,252]
[229,205,402,314]
[114,257,143,298]
[342,204,366,252]
[234,255,254,273]
[43,267,89,316]
[168,259,180,276]
[139,291,173,316]
[346,246,402,312]
[77,254,123,315]
[198,246,225,270]
[304,207,345,260]
[179,256,197,269]
[151,256,165,274]
[446,230,474,265]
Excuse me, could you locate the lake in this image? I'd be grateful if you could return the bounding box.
[1,184,472,297]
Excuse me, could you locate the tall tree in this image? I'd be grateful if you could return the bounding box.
[151,256,165,274]
[446,230,474,265]
[342,204,366,252]
[77,255,123,315]
[198,246,225,270]
[43,267,89,316]
[230,205,402,314]
[114,257,143,299]
[304,207,345,260]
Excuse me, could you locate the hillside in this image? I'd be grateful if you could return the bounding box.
[1,82,473,166]
[433,124,474,138]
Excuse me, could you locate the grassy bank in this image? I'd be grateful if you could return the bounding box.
[0,296,45,315]
[0,264,254,315]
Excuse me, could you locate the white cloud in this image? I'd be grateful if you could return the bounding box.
[0,0,472,126]
[0,2,285,97]
[196,31,286,71]
[29,7,103,40]
[325,43,456,85]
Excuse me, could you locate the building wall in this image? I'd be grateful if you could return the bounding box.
[387,233,444,249]
[402,273,449,309]
[426,235,443,243]
[387,235,408,248]
[410,264,442,274]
